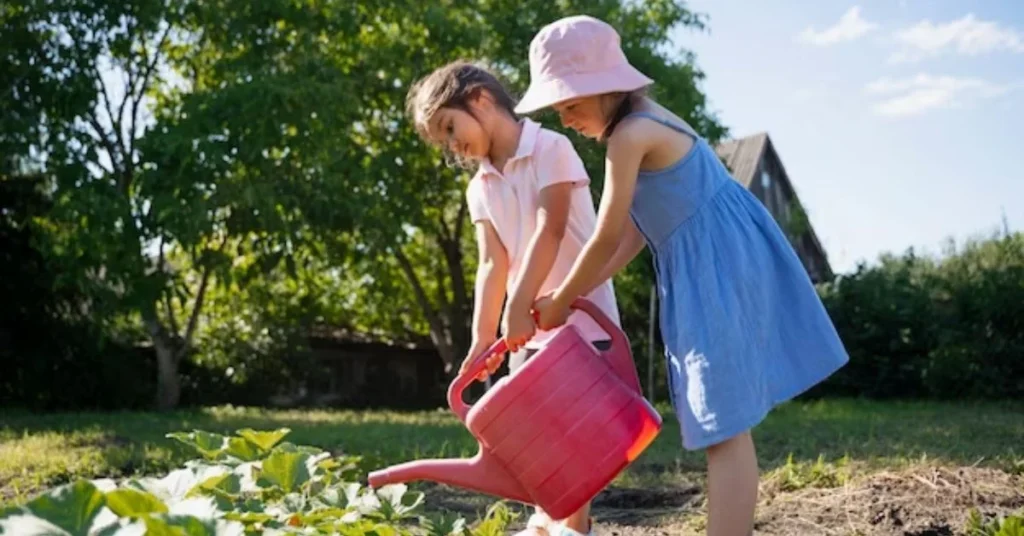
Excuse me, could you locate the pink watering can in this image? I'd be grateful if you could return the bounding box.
[367,298,662,520]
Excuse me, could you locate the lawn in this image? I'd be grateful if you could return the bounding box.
[2,398,1023,534]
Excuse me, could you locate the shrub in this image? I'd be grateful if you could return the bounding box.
[811,232,1024,400]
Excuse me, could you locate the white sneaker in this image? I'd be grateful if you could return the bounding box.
[511,511,557,535]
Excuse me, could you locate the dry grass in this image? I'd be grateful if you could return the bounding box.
[755,464,1024,536]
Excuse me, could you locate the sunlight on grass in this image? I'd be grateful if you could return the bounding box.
[762,454,853,493]
[2,398,1022,508]
[0,431,113,505]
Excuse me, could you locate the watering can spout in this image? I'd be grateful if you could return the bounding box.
[367,449,532,504]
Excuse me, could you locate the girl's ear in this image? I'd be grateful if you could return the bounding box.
[466,87,492,112]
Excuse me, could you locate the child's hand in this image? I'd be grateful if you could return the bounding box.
[502,307,536,353]
[460,338,503,382]
[534,293,571,330]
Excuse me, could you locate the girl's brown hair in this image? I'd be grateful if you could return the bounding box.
[600,88,648,142]
[405,60,518,144]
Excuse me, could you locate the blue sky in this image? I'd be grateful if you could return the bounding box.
[671,1,1023,273]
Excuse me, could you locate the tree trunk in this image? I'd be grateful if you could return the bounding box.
[145,240,219,411]
[154,336,181,410]
[146,316,180,411]
[437,198,472,370]
[439,236,470,371]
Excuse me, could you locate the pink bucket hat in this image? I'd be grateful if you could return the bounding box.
[515,15,653,114]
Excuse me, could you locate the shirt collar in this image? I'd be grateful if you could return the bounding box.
[477,118,540,177]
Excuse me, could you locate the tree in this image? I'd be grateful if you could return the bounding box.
[1,0,354,409]
[2,0,195,409]
[2,0,727,408]
[158,0,727,376]
[295,0,726,373]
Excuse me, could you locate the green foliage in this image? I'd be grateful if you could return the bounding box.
[966,509,1024,536]
[0,174,161,410]
[784,202,811,238]
[769,454,851,492]
[0,428,516,535]
[3,0,723,406]
[104,488,169,517]
[166,0,724,372]
[23,480,106,536]
[813,232,1024,399]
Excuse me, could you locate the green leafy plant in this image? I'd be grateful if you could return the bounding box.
[966,509,1024,536]
[0,428,515,535]
[769,453,852,492]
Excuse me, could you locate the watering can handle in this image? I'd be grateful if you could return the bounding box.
[567,298,642,395]
[447,298,639,423]
[448,339,508,421]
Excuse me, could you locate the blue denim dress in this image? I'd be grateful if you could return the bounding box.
[624,112,849,450]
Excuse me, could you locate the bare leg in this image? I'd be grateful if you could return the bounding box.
[560,502,591,534]
[705,431,758,536]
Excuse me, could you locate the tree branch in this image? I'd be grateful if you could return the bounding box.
[158,236,181,336]
[433,262,451,319]
[454,196,469,245]
[86,113,121,174]
[178,234,228,358]
[91,64,124,172]
[436,214,452,244]
[439,199,469,321]
[129,23,172,175]
[116,61,133,166]
[442,197,471,357]
[395,245,455,367]
[180,264,211,353]
[450,197,469,311]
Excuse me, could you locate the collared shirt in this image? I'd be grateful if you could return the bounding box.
[467,118,621,348]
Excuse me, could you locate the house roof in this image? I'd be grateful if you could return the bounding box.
[714,132,769,187]
[714,132,834,280]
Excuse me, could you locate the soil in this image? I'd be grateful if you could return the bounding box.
[419,466,1024,535]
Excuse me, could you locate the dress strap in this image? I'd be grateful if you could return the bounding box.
[623,111,700,140]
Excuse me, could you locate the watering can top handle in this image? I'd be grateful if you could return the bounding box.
[447,338,508,422]
[447,297,632,423]
[565,297,628,352]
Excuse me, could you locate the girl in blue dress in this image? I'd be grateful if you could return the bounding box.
[523,15,850,536]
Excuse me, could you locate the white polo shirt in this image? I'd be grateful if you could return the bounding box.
[467,118,621,349]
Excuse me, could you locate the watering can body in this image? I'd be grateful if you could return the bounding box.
[367,298,662,520]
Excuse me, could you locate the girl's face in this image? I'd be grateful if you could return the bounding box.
[426,104,490,162]
[552,96,608,139]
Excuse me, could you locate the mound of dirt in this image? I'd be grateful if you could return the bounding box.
[415,466,1022,535]
[755,466,1024,536]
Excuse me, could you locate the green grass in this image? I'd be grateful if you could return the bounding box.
[1,398,1022,508]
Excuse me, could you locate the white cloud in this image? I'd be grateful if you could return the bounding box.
[890,14,1024,62]
[864,74,1017,117]
[797,6,878,46]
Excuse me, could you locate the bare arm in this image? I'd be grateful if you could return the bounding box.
[507,182,572,314]
[549,123,648,312]
[502,182,572,350]
[587,218,646,295]
[470,220,509,345]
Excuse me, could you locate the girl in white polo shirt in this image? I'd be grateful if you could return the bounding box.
[406,60,618,536]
